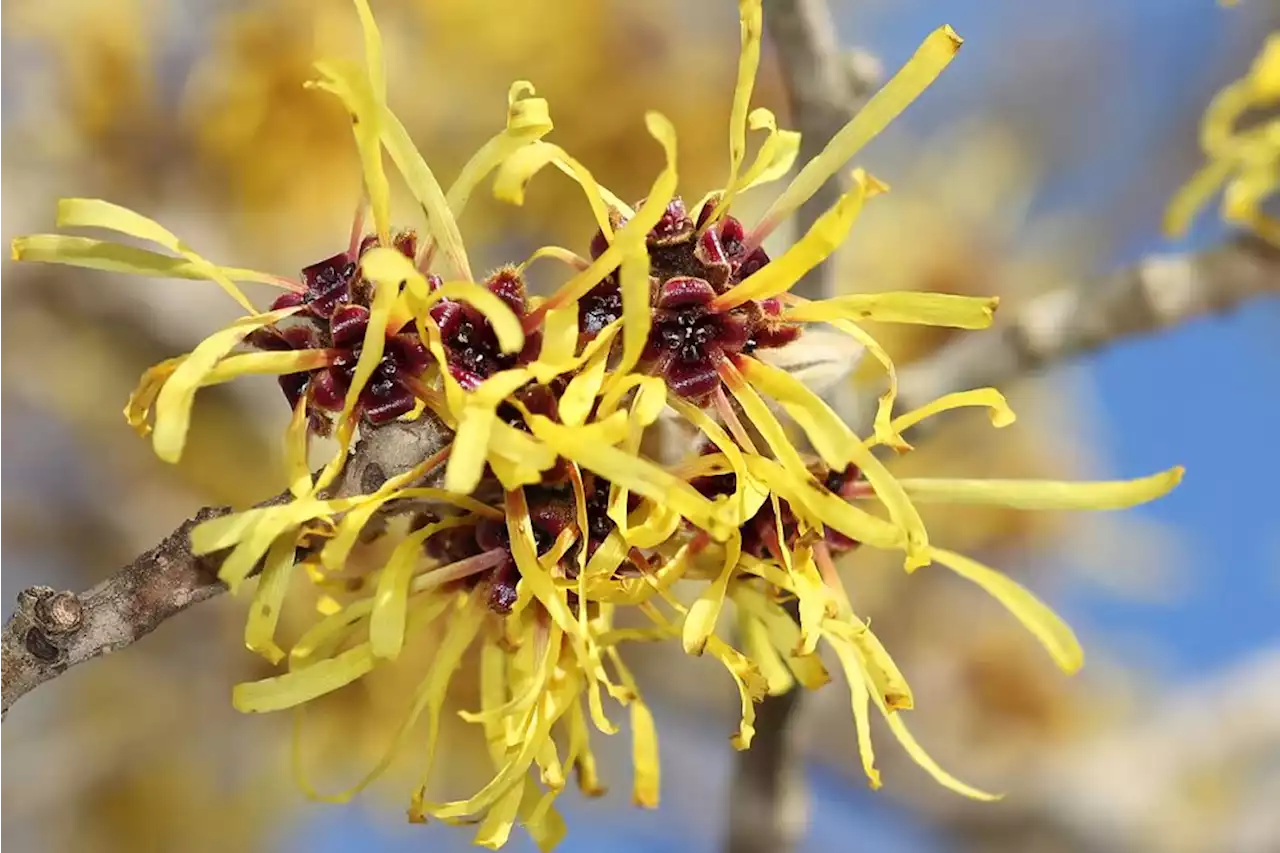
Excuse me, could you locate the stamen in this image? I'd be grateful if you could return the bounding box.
[410,547,510,595]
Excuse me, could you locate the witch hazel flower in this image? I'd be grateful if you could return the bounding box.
[11,0,1186,848]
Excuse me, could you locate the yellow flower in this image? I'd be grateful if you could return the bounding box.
[1166,30,1280,244]
[12,0,1185,846]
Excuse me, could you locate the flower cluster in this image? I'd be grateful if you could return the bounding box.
[12,0,1183,848]
[1166,29,1279,245]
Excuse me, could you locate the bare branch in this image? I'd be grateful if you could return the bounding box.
[894,233,1280,412]
[1,413,451,718]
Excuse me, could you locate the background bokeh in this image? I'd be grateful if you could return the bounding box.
[3,1,1278,852]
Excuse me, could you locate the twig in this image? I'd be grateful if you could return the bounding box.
[893,232,1280,413]
[1,414,451,718]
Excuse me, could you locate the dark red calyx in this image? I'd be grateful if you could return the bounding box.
[432,300,515,390]
[357,229,418,262]
[647,198,695,246]
[488,556,521,614]
[579,276,622,337]
[330,304,371,349]
[484,266,528,317]
[299,252,356,318]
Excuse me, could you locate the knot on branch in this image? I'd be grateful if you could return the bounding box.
[14,587,84,665]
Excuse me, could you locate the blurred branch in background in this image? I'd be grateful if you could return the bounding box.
[894,233,1280,415]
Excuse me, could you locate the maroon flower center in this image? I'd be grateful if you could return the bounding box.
[582,195,801,403]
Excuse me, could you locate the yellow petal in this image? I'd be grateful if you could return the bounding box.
[11,234,287,288]
[474,782,525,850]
[370,517,472,659]
[930,547,1083,674]
[367,249,524,356]
[706,635,765,750]
[559,335,612,426]
[524,112,678,322]
[739,108,802,191]
[124,356,184,437]
[823,618,913,711]
[422,685,566,820]
[152,306,301,463]
[243,533,297,665]
[823,317,906,449]
[827,635,881,789]
[892,466,1184,510]
[351,0,385,100]
[380,106,471,281]
[293,593,471,803]
[1164,156,1235,238]
[527,415,732,540]
[506,489,580,636]
[603,655,662,809]
[488,422,560,489]
[669,395,769,526]
[535,304,581,381]
[494,141,617,238]
[882,708,1000,801]
[744,455,904,551]
[739,608,795,695]
[701,0,764,229]
[880,388,1016,444]
[842,627,999,800]
[736,587,831,689]
[790,547,834,655]
[682,534,742,655]
[335,253,400,429]
[737,355,930,570]
[54,198,257,312]
[285,395,313,499]
[200,349,337,385]
[307,61,391,245]
[784,292,999,329]
[712,169,880,311]
[752,26,963,244]
[445,369,533,494]
[613,245,654,378]
[235,644,375,713]
[565,699,607,796]
[448,81,554,217]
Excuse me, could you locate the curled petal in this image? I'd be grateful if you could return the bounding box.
[494,141,620,238]
[448,80,555,217]
[152,306,302,463]
[705,635,765,750]
[930,547,1083,674]
[124,356,184,437]
[880,388,1016,445]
